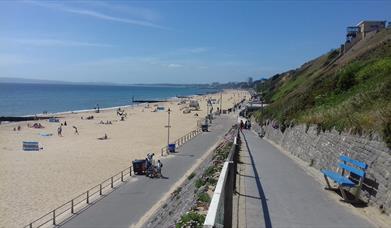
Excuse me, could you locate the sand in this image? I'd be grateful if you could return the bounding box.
[0,89,249,228]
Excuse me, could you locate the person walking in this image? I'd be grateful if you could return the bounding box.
[73,126,79,135]
[156,160,163,178]
[57,126,62,137]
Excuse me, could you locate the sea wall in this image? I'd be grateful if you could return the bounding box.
[252,122,391,214]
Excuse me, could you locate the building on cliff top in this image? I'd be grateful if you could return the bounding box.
[343,20,387,53]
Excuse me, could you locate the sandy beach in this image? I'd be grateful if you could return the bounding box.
[0,89,249,228]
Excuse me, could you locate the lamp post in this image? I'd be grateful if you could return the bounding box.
[166,108,171,152]
[219,92,222,115]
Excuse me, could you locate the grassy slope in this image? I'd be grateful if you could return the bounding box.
[255,29,391,145]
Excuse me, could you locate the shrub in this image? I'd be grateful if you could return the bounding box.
[197,192,211,203]
[188,172,196,180]
[204,166,216,177]
[195,178,205,188]
[176,212,205,228]
[337,69,356,92]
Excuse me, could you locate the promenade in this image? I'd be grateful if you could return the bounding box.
[59,114,235,227]
[235,130,375,228]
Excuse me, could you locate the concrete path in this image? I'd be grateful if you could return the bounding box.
[60,115,235,228]
[237,130,375,228]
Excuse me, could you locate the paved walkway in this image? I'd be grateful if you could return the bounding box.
[60,115,235,227]
[236,130,375,228]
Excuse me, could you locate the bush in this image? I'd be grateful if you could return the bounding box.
[195,178,205,188]
[176,212,205,228]
[204,166,217,177]
[337,69,357,92]
[188,172,196,180]
[197,192,211,203]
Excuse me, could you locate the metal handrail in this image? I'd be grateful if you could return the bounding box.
[26,127,203,228]
[25,164,133,228]
[161,127,202,155]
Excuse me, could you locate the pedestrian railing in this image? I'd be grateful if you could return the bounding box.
[26,127,204,228]
[161,128,203,155]
[204,127,240,228]
[25,165,133,228]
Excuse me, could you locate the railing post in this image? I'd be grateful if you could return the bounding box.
[130,166,132,176]
[100,184,102,195]
[52,210,56,225]
[121,171,124,182]
[87,191,89,204]
[111,177,114,188]
[71,199,74,214]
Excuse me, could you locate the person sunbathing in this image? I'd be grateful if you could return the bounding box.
[98,134,108,140]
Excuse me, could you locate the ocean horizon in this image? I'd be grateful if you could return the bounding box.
[0,83,219,117]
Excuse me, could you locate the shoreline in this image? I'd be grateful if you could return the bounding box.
[0,89,248,228]
[2,91,222,119]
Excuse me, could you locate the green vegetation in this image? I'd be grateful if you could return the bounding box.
[197,192,211,203]
[195,178,206,188]
[254,30,391,147]
[188,172,196,180]
[172,187,182,197]
[176,212,205,228]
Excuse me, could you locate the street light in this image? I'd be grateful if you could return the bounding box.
[165,108,171,154]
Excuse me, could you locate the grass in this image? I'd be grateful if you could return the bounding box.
[254,34,391,147]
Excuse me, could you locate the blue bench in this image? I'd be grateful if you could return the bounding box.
[321,155,368,202]
[23,141,40,151]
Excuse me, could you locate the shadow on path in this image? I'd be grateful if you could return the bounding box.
[241,130,272,228]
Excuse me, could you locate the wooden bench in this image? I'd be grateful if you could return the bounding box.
[23,141,40,151]
[321,155,368,202]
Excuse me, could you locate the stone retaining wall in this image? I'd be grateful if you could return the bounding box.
[252,122,391,214]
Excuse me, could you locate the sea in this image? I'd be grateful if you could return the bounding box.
[0,83,219,117]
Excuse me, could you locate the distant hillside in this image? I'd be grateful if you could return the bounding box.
[254,28,391,146]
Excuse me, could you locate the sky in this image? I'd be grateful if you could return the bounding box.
[0,0,390,84]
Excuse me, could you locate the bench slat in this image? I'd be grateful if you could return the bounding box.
[23,141,39,151]
[338,162,365,177]
[340,155,368,169]
[321,170,355,187]
[23,142,39,145]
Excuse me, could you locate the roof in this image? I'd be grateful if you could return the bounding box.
[356,20,386,26]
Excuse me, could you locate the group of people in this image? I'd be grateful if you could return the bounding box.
[82,115,94,120]
[145,153,163,178]
[240,119,251,130]
[99,120,112,125]
[13,125,22,131]
[28,123,44,129]
[57,123,79,136]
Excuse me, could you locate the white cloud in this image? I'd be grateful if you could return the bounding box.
[167,63,183,68]
[84,1,161,22]
[10,38,114,47]
[27,1,168,30]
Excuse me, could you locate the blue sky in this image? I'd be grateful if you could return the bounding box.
[1,0,390,84]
